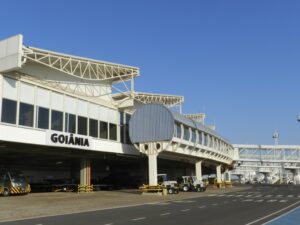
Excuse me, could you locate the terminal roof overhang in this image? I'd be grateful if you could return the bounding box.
[112,91,184,107]
[22,46,140,83]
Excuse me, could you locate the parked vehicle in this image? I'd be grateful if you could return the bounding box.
[157,174,179,194]
[178,176,206,192]
[0,171,31,196]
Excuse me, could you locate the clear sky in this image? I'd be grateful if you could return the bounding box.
[1,0,300,145]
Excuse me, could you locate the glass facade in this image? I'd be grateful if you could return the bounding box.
[78,116,87,135]
[37,106,49,129]
[1,98,17,124]
[51,110,63,131]
[100,121,108,139]
[109,123,117,141]
[65,113,76,133]
[89,118,98,138]
[19,102,34,127]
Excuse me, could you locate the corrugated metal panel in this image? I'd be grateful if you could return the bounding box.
[129,104,174,143]
[129,103,232,145]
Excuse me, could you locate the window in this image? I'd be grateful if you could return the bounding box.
[65,113,76,133]
[198,132,203,145]
[175,123,181,138]
[125,124,131,144]
[37,106,49,129]
[19,102,34,127]
[204,133,208,146]
[183,126,190,141]
[1,98,17,124]
[99,121,108,139]
[209,136,213,147]
[89,118,98,138]
[109,123,117,141]
[51,110,63,131]
[191,130,196,143]
[78,116,87,135]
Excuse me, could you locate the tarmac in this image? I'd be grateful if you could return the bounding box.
[0,186,250,222]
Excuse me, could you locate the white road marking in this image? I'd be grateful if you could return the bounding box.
[246,195,253,197]
[185,200,196,203]
[236,194,244,197]
[254,199,264,203]
[276,195,283,197]
[298,195,300,198]
[207,194,216,197]
[181,209,190,212]
[227,194,234,197]
[156,202,170,205]
[198,205,206,209]
[217,194,225,197]
[104,223,113,225]
[160,212,171,216]
[212,203,218,206]
[132,217,146,221]
[287,195,294,198]
[254,195,262,198]
[245,200,300,225]
[279,200,288,203]
[267,199,277,203]
[243,199,253,202]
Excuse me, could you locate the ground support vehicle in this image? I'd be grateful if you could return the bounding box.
[179,176,206,192]
[157,174,179,194]
[0,171,31,196]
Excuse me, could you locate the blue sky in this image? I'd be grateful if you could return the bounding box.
[1,0,300,144]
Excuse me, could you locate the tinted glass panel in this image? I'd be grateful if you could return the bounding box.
[51,110,63,131]
[183,126,190,141]
[99,121,108,139]
[1,98,17,124]
[19,102,34,127]
[176,123,181,138]
[125,125,131,144]
[65,113,76,133]
[198,132,203,145]
[78,116,87,135]
[89,118,98,138]
[37,106,49,129]
[191,130,196,143]
[109,123,117,141]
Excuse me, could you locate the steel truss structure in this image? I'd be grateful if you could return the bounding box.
[184,113,206,123]
[22,46,139,82]
[112,91,184,108]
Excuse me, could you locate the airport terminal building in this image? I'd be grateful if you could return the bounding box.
[0,35,235,191]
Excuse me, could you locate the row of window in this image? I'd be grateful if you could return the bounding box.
[174,123,229,152]
[1,98,118,141]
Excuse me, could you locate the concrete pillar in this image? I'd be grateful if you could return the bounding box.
[148,154,158,186]
[224,169,231,182]
[195,161,202,181]
[80,159,91,186]
[216,165,222,184]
